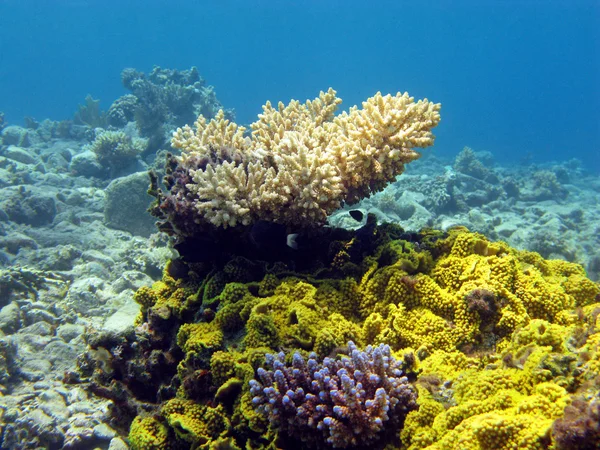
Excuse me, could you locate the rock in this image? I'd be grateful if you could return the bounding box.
[1,125,31,147]
[56,324,85,343]
[18,358,52,381]
[81,249,116,267]
[0,302,21,334]
[102,300,139,334]
[0,250,11,265]
[39,389,70,422]
[0,338,17,384]
[33,381,53,390]
[25,308,59,325]
[44,152,71,172]
[1,409,63,449]
[3,145,38,164]
[113,270,154,292]
[93,423,117,440]
[27,244,82,271]
[104,171,156,237]
[65,277,106,314]
[495,221,519,238]
[0,233,38,254]
[18,321,54,337]
[63,426,94,448]
[70,150,103,177]
[44,340,80,372]
[108,437,129,450]
[0,187,57,226]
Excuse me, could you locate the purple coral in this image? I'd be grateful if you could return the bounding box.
[249,341,417,448]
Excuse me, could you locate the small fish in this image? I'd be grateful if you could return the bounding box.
[349,209,364,222]
[250,220,299,251]
[286,233,299,250]
[167,258,189,279]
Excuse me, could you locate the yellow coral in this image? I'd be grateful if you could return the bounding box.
[177,321,223,353]
[128,416,170,450]
[162,398,229,444]
[125,227,600,450]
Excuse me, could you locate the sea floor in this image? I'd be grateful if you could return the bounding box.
[0,125,598,448]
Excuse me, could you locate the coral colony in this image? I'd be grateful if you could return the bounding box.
[71,86,600,450]
[249,342,417,448]
[152,89,441,235]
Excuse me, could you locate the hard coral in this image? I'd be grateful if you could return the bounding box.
[249,341,417,448]
[152,89,441,235]
[128,416,172,450]
[87,224,600,449]
[85,130,146,173]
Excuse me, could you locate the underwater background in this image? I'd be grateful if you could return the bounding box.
[0,1,600,450]
[1,0,599,168]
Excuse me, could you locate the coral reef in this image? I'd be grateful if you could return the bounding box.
[115,66,232,154]
[81,221,600,449]
[74,94,108,128]
[398,296,600,450]
[4,63,600,450]
[107,94,139,128]
[552,396,600,449]
[83,130,147,176]
[151,89,441,237]
[453,147,498,183]
[249,342,417,448]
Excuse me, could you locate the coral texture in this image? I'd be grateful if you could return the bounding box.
[116,66,232,153]
[154,89,441,234]
[85,224,600,449]
[249,341,417,448]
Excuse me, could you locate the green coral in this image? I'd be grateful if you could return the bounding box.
[399,309,599,450]
[177,321,224,354]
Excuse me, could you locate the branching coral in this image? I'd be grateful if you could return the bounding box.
[85,130,147,172]
[153,89,441,234]
[249,341,417,448]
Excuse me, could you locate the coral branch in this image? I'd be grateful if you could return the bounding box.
[154,89,441,235]
[249,341,417,448]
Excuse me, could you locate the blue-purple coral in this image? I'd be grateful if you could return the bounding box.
[249,341,417,448]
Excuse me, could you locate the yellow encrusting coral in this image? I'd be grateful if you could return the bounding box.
[162,398,229,444]
[125,226,599,449]
[128,416,171,450]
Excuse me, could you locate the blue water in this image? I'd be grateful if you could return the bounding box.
[1,0,598,169]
